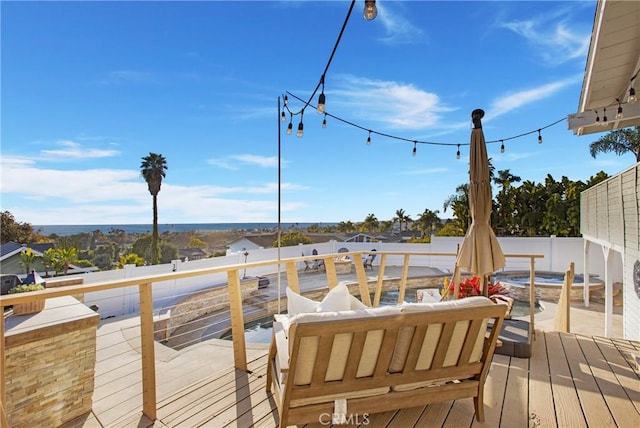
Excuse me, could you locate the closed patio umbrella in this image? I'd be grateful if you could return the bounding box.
[454,109,505,296]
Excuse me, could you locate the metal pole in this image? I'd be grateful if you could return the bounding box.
[277,96,282,313]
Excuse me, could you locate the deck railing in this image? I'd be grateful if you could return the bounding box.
[0,250,542,424]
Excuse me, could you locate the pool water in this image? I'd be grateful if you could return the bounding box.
[222,290,539,344]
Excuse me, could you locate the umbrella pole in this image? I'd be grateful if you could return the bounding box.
[482,275,489,297]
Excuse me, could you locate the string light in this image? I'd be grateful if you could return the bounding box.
[629,87,637,103]
[286,91,565,153]
[537,129,543,144]
[322,113,327,128]
[366,130,372,146]
[595,110,600,124]
[297,110,304,137]
[286,113,293,135]
[616,99,623,120]
[500,140,505,153]
[283,95,288,106]
[317,75,326,113]
[281,111,286,122]
[363,0,377,20]
[601,107,608,126]
[412,141,417,157]
[456,144,460,159]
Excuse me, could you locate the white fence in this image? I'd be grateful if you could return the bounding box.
[74,236,621,319]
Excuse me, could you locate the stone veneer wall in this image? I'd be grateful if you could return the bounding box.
[4,298,99,427]
[161,278,258,339]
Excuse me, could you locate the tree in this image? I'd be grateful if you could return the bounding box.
[415,208,440,237]
[19,248,39,274]
[188,236,207,249]
[337,221,355,233]
[362,214,379,233]
[589,126,640,162]
[273,232,312,247]
[394,209,408,231]
[117,253,145,268]
[443,184,470,233]
[140,152,168,265]
[493,169,521,235]
[0,211,43,244]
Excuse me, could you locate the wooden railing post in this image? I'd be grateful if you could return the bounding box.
[227,270,248,372]
[139,281,157,420]
[285,260,300,294]
[373,254,387,307]
[352,252,372,306]
[529,257,536,338]
[398,254,411,303]
[1,313,7,428]
[324,258,338,289]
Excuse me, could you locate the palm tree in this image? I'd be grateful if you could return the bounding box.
[394,209,409,231]
[589,126,640,162]
[362,214,379,233]
[140,153,168,265]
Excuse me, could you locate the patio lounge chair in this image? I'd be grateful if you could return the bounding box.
[267,294,506,427]
[363,253,376,270]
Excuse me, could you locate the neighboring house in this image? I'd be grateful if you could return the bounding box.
[0,241,97,277]
[0,242,54,277]
[344,231,422,243]
[226,233,346,253]
[178,248,209,262]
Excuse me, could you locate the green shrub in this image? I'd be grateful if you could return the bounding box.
[8,284,45,294]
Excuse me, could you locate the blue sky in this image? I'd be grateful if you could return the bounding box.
[0,0,633,226]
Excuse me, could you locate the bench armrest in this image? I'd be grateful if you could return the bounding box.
[273,320,289,372]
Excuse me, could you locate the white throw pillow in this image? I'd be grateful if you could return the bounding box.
[286,287,319,316]
[286,283,362,316]
[316,283,352,312]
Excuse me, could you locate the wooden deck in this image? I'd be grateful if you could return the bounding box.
[94,329,639,428]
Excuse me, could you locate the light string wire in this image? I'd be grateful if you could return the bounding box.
[282,0,356,118]
[286,90,566,148]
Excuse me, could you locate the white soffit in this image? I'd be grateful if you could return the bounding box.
[568,0,640,135]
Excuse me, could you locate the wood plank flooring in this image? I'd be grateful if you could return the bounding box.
[87,330,639,428]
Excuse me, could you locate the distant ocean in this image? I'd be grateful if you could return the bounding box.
[33,223,335,236]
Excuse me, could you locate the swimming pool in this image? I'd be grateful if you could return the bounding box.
[494,270,604,301]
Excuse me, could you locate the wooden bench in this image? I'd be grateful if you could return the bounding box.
[267,296,507,427]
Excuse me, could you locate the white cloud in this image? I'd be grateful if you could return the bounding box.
[40,140,121,160]
[499,11,591,65]
[376,2,424,45]
[397,167,448,176]
[485,76,581,120]
[0,156,307,224]
[330,75,455,130]
[207,154,284,170]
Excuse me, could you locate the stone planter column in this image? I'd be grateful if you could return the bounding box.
[4,296,99,426]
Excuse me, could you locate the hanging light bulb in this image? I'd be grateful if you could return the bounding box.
[602,107,608,126]
[297,110,304,137]
[322,113,327,128]
[456,144,460,159]
[281,111,286,122]
[412,141,417,157]
[500,140,505,153]
[595,110,600,125]
[537,129,543,144]
[629,87,637,103]
[317,92,326,114]
[366,131,372,146]
[363,0,377,20]
[286,113,293,135]
[283,95,288,106]
[616,99,623,119]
